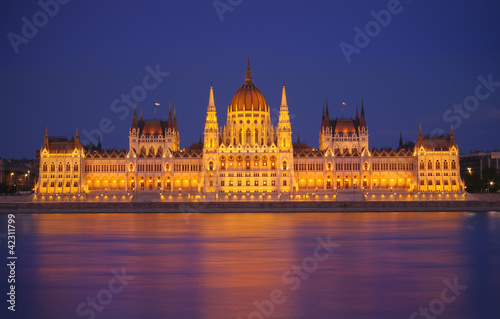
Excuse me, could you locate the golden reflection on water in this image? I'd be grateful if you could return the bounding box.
[16,212,482,319]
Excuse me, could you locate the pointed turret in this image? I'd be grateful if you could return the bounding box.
[281,82,287,107]
[355,104,359,122]
[245,54,252,83]
[209,82,215,107]
[399,132,404,150]
[97,135,102,151]
[132,103,138,128]
[167,100,173,128]
[44,127,49,149]
[75,127,80,147]
[173,106,177,130]
[203,83,219,151]
[325,99,330,118]
[277,82,292,149]
[450,123,455,146]
[360,99,366,128]
[418,123,423,141]
[139,107,143,121]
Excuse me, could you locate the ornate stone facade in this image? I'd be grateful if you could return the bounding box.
[36,59,465,200]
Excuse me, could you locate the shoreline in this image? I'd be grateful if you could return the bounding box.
[1,200,499,213]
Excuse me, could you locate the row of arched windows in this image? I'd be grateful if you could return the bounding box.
[217,155,281,170]
[42,162,78,172]
[420,160,456,170]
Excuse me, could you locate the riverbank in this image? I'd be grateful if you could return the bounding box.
[1,197,500,213]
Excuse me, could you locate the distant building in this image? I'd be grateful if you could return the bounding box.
[35,58,465,199]
[460,151,500,179]
[0,158,36,191]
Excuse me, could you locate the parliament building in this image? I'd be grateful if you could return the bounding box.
[35,59,465,201]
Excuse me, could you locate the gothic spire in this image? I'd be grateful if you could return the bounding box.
[450,123,455,146]
[245,54,252,83]
[75,126,80,146]
[281,82,287,107]
[418,123,423,141]
[325,99,329,118]
[167,100,173,128]
[209,82,215,107]
[44,127,49,149]
[173,106,177,130]
[355,104,359,121]
[140,107,143,121]
[360,99,366,128]
[132,103,138,128]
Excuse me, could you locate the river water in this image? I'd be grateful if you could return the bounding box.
[1,212,499,319]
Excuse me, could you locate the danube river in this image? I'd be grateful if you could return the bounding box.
[1,212,499,319]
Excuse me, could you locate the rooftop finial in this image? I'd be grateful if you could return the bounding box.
[281,82,287,107]
[245,53,252,82]
[209,83,215,107]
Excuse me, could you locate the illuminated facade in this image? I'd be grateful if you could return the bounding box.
[36,59,465,199]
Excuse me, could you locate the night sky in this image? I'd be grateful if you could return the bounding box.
[1,0,500,159]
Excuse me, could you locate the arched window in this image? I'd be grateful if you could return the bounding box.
[129,164,134,172]
[443,160,448,170]
[141,146,146,155]
[246,129,251,145]
[74,163,78,172]
[58,162,63,171]
[236,155,243,167]
[436,160,440,170]
[51,162,55,172]
[255,129,259,144]
[245,156,251,169]
[253,155,260,167]
[228,156,234,167]
[262,156,268,167]
[209,161,214,171]
[165,163,170,171]
[328,162,332,171]
[270,156,277,169]
[42,162,48,172]
[66,162,71,171]
[220,156,226,169]
[428,160,432,170]
[420,160,425,170]
[451,160,456,170]
[157,146,163,157]
[364,162,369,171]
[149,146,155,157]
[238,129,242,144]
[283,160,287,170]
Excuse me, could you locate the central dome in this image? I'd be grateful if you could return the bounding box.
[230,58,268,112]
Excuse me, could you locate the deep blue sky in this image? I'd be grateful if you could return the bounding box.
[1,0,500,159]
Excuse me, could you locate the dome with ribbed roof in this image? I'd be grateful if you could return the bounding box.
[229,58,268,112]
